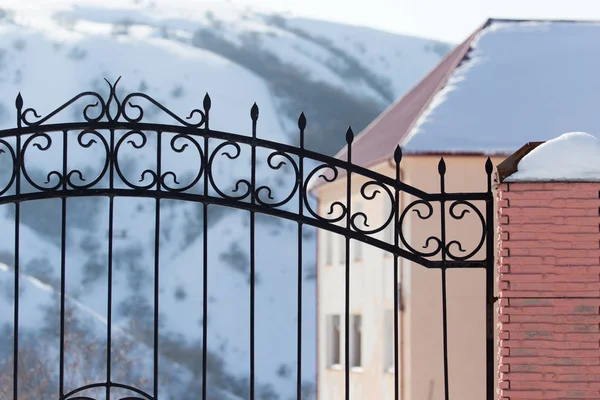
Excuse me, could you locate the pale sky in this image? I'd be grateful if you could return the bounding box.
[228,0,600,43]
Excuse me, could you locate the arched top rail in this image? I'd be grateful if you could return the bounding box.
[0,78,494,269]
[62,381,154,400]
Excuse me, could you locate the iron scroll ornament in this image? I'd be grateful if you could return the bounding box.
[398,198,487,260]
[1,78,492,268]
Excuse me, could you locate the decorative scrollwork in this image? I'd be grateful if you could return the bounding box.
[303,163,346,224]
[446,200,486,261]
[66,130,110,190]
[114,130,158,190]
[0,78,493,269]
[0,139,17,197]
[16,77,209,128]
[159,133,204,192]
[19,91,107,127]
[207,141,251,201]
[21,132,64,191]
[254,150,299,208]
[398,198,488,262]
[399,199,443,258]
[121,92,207,128]
[350,181,394,235]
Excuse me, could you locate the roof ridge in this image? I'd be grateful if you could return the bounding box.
[395,25,485,150]
[332,28,473,159]
[333,19,487,165]
[488,17,600,24]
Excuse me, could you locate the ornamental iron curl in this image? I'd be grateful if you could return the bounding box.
[1,78,495,400]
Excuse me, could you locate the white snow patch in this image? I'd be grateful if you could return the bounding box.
[506,132,600,182]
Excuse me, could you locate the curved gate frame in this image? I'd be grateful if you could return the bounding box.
[1,79,495,400]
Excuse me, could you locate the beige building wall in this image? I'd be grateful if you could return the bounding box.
[315,155,504,400]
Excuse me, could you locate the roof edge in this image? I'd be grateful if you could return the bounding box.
[487,17,600,24]
[332,19,489,161]
[497,141,545,183]
[398,22,491,150]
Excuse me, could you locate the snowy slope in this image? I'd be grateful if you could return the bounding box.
[286,17,451,99]
[0,0,449,398]
[403,20,600,154]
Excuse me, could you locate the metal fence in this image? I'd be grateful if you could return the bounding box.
[0,78,494,400]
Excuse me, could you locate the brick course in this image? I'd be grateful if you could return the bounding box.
[497,181,600,399]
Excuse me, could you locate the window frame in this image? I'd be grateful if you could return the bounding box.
[349,314,362,370]
[327,314,342,369]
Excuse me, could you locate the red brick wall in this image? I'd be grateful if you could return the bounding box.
[497,182,600,399]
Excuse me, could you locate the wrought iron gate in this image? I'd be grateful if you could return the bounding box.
[0,79,494,400]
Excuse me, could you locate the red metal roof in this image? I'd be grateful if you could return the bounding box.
[333,22,487,168]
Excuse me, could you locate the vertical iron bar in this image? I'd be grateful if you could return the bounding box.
[438,158,449,400]
[250,104,259,400]
[297,113,306,400]
[344,128,353,400]
[485,158,494,400]
[13,95,22,400]
[59,130,68,399]
[202,97,210,400]
[399,255,405,399]
[13,204,19,398]
[393,147,401,400]
[12,203,19,400]
[106,129,115,400]
[153,131,162,398]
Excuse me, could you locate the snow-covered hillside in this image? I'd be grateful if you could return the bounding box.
[0,0,449,399]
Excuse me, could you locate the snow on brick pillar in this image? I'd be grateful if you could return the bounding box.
[496,132,600,400]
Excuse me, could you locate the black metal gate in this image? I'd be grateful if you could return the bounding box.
[0,79,494,400]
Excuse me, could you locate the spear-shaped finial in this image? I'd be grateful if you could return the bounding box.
[438,157,446,176]
[345,126,354,144]
[485,157,493,175]
[298,112,306,131]
[393,145,402,164]
[203,93,211,112]
[15,93,23,111]
[250,102,259,122]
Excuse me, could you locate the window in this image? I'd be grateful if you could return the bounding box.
[354,203,362,261]
[327,315,341,368]
[398,283,404,311]
[324,229,333,265]
[384,310,394,372]
[350,314,362,368]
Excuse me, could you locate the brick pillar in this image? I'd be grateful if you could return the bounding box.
[497,182,600,399]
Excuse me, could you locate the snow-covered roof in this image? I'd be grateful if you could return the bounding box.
[505,132,600,182]
[336,19,600,170]
[404,20,600,154]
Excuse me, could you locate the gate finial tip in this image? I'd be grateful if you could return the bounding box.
[393,146,402,164]
[203,93,211,112]
[15,93,23,109]
[345,126,354,144]
[298,112,306,130]
[438,157,446,175]
[485,157,493,174]
[251,103,259,121]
